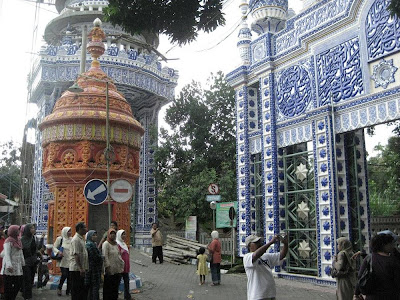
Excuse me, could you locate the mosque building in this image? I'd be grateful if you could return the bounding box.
[227,0,400,282]
[28,0,178,245]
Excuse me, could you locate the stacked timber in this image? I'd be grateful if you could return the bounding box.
[163,234,209,264]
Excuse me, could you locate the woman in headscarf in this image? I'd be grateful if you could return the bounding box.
[354,234,400,299]
[333,237,356,300]
[1,225,24,300]
[207,230,222,286]
[85,230,102,300]
[21,224,37,300]
[53,227,72,296]
[116,230,131,300]
[102,228,124,300]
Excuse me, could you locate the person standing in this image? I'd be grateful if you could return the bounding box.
[85,230,102,300]
[354,234,400,300]
[196,247,208,285]
[150,223,163,264]
[37,245,50,289]
[53,226,72,296]
[243,234,288,300]
[98,221,118,250]
[208,231,222,286]
[69,222,88,300]
[1,225,24,300]
[102,229,124,300]
[0,224,6,299]
[116,230,131,300]
[332,237,356,300]
[21,224,37,300]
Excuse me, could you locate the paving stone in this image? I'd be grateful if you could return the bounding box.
[130,248,337,300]
[17,248,337,299]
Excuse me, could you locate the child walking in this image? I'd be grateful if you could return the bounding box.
[196,247,208,285]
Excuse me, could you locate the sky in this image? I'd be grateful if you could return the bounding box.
[0,0,395,157]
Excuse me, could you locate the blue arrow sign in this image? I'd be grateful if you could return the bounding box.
[84,179,108,205]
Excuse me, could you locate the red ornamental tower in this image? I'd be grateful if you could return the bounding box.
[39,19,144,244]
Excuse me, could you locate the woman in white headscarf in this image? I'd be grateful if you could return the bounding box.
[207,230,222,286]
[116,230,131,300]
[53,227,72,296]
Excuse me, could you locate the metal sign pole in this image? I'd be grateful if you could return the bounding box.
[210,201,216,230]
[231,220,233,268]
[106,81,111,226]
[233,226,236,264]
[228,206,236,267]
[213,210,215,231]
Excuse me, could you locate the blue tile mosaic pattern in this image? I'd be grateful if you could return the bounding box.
[228,0,400,282]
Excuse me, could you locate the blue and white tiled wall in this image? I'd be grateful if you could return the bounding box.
[31,94,57,234]
[351,130,370,249]
[312,117,336,278]
[261,73,278,255]
[335,133,350,240]
[135,112,158,246]
[237,85,251,255]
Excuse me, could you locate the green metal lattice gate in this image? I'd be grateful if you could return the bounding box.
[283,144,318,276]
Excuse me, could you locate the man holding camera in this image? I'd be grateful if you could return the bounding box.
[244,234,289,300]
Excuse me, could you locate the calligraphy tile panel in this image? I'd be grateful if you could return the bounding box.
[316,37,364,107]
[275,57,316,121]
[274,0,352,57]
[366,0,400,61]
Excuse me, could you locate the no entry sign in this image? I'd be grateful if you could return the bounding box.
[110,179,133,203]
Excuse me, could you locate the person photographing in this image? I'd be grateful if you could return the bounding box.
[244,234,288,300]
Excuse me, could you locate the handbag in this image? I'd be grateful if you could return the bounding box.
[50,238,63,261]
[331,251,352,278]
[358,254,376,295]
[208,252,213,264]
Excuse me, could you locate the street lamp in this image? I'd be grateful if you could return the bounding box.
[67,75,113,226]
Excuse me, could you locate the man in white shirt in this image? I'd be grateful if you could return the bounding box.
[70,222,89,300]
[243,234,288,300]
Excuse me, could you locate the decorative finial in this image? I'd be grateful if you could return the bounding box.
[93,18,102,27]
[87,19,106,67]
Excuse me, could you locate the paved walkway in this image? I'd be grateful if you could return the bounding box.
[131,249,337,300]
[16,248,337,299]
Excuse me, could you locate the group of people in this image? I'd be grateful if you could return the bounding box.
[208,229,400,300]
[0,223,51,300]
[0,220,132,300]
[195,230,222,286]
[195,229,289,297]
[332,230,400,300]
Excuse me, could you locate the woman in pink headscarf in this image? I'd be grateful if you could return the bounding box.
[1,225,24,300]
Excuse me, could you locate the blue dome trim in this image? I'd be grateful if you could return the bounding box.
[248,0,288,12]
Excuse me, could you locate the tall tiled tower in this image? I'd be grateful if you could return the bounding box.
[28,0,178,246]
[39,19,144,241]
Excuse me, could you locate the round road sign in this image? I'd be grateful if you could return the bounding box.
[208,183,219,195]
[110,179,133,203]
[84,179,108,205]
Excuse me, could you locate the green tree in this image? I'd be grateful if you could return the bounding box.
[388,0,400,17]
[368,136,400,216]
[103,0,225,45]
[0,141,21,201]
[155,72,236,225]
